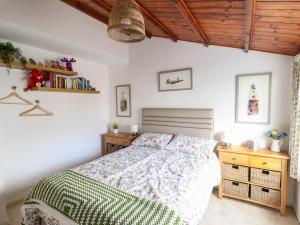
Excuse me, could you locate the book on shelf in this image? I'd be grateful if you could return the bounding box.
[43,72,95,90]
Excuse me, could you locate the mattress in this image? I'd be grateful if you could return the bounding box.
[22,145,220,225]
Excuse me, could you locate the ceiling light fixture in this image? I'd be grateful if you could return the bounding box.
[107,0,145,43]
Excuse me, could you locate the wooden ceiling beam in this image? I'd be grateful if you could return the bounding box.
[136,0,177,42]
[176,0,209,47]
[245,0,256,52]
[62,0,108,24]
[94,0,111,12]
[94,0,152,38]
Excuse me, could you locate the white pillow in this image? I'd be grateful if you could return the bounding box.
[165,134,217,159]
[132,133,174,149]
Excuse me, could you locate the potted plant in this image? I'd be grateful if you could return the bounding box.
[0,42,27,73]
[112,123,118,134]
[266,130,288,152]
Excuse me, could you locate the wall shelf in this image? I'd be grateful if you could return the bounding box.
[30,87,100,94]
[0,61,78,76]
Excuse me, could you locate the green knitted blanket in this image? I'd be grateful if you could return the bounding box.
[23,170,184,225]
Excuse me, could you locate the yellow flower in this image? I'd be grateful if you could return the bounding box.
[272,131,278,137]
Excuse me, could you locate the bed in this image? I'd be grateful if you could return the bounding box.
[21,108,221,225]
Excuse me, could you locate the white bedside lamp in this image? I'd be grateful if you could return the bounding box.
[221,131,233,148]
[131,125,138,135]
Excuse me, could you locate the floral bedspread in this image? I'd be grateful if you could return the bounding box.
[73,145,221,225]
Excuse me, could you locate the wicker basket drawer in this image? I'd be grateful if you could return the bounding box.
[223,164,249,182]
[251,185,280,206]
[250,168,281,189]
[223,179,249,199]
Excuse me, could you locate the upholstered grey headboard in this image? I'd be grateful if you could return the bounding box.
[142,108,214,139]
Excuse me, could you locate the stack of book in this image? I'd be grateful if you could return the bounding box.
[43,73,95,90]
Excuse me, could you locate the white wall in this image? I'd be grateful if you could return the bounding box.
[0,0,120,208]
[0,0,129,65]
[109,38,294,204]
[0,41,110,206]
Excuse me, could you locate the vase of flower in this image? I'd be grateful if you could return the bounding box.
[271,140,283,153]
[266,130,287,153]
[112,123,118,134]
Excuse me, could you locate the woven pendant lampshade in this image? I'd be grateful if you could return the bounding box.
[108,0,145,43]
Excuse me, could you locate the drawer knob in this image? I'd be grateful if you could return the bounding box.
[232,157,237,160]
[262,162,268,165]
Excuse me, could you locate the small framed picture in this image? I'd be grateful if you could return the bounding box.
[116,84,131,117]
[158,68,192,92]
[235,73,272,124]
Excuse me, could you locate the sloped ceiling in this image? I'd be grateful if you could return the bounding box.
[62,0,300,56]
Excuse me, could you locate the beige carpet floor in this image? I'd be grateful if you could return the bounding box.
[8,191,299,225]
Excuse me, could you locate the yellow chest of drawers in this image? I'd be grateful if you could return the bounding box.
[217,146,289,215]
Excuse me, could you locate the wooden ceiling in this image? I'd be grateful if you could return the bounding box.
[62,0,300,56]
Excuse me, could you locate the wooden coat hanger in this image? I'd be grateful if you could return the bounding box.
[0,86,33,105]
[20,100,53,117]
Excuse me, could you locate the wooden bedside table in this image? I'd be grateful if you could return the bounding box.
[217,145,289,215]
[101,132,138,155]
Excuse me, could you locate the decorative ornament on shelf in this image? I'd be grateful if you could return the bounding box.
[24,70,45,92]
[265,130,288,153]
[112,123,119,134]
[108,0,145,43]
[29,58,37,65]
[0,42,27,73]
[51,60,60,69]
[61,58,76,71]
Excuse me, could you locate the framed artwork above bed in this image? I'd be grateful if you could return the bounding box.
[235,72,272,124]
[158,68,193,92]
[116,84,131,117]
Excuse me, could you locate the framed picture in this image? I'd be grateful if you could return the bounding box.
[116,84,131,117]
[235,72,272,124]
[158,68,192,92]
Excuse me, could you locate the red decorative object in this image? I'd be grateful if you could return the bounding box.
[51,60,60,69]
[24,70,45,92]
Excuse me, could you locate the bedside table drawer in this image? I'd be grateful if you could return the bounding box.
[250,156,281,171]
[105,137,119,145]
[222,152,249,166]
[117,139,131,146]
[106,144,123,154]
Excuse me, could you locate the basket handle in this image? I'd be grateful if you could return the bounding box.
[232,182,239,186]
[262,188,270,193]
[232,165,239,169]
[262,170,270,175]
